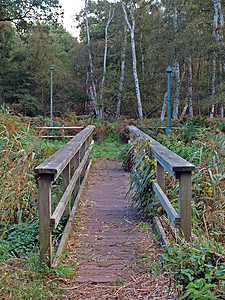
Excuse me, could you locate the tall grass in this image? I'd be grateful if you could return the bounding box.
[0,111,65,227]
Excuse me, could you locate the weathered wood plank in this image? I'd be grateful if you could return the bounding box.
[152,181,180,228]
[179,172,192,241]
[128,125,195,178]
[62,164,70,218]
[52,158,92,268]
[156,161,165,192]
[50,142,93,229]
[35,125,94,180]
[39,174,52,268]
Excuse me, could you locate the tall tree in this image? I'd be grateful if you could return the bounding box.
[121,0,143,119]
[0,0,62,31]
[115,20,127,119]
[99,4,114,113]
[84,0,99,116]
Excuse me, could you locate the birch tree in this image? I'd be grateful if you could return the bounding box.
[116,21,127,119]
[160,92,167,121]
[181,59,193,118]
[121,0,143,119]
[85,0,99,117]
[99,5,114,116]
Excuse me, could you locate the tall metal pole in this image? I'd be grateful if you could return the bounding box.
[50,67,54,136]
[166,66,172,136]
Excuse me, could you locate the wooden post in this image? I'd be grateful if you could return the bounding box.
[39,174,52,268]
[179,172,192,241]
[129,132,134,143]
[80,143,86,182]
[85,135,91,168]
[62,163,70,218]
[74,150,80,199]
[156,161,165,192]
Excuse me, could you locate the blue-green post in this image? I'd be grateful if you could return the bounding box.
[166,66,172,136]
[50,67,54,136]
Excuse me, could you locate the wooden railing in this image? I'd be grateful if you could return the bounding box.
[35,125,95,268]
[36,126,84,138]
[128,126,195,241]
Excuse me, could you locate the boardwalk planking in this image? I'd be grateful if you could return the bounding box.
[64,159,175,299]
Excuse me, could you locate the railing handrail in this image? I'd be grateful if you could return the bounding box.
[128,125,195,178]
[35,125,94,268]
[128,125,195,241]
[35,125,94,180]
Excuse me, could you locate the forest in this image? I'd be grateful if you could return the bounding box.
[0,0,225,119]
[0,0,225,299]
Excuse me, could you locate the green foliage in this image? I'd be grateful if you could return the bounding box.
[154,240,225,299]
[92,139,127,160]
[0,221,39,258]
[127,139,156,215]
[0,0,61,31]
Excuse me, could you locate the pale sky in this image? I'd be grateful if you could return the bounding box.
[59,0,84,38]
[59,0,116,38]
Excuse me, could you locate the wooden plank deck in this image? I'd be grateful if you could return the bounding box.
[64,158,176,299]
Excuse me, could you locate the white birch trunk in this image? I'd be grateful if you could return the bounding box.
[85,0,99,117]
[172,57,180,119]
[213,0,225,70]
[181,97,188,118]
[221,106,224,118]
[99,6,114,113]
[121,0,143,119]
[116,21,127,119]
[218,0,224,41]
[160,92,167,121]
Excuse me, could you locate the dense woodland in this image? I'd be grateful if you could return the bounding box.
[1,0,225,119]
[1,1,225,298]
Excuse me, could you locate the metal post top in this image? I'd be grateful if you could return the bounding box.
[166,66,172,73]
[50,67,54,71]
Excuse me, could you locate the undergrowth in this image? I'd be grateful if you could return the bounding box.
[123,117,225,299]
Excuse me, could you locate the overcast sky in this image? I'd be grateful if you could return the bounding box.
[59,0,116,38]
[59,0,84,38]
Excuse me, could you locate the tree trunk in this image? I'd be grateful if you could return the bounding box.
[160,92,167,121]
[181,97,188,118]
[99,5,114,111]
[116,21,127,119]
[85,0,99,117]
[121,0,143,119]
[213,0,225,70]
[172,57,180,119]
[221,106,224,118]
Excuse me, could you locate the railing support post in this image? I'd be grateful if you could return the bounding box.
[179,172,192,241]
[74,149,81,198]
[62,164,71,218]
[156,162,165,192]
[39,174,52,268]
[129,132,134,143]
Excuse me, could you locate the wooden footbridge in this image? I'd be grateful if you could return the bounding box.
[35,125,195,291]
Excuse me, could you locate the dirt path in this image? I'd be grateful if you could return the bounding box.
[64,158,175,299]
